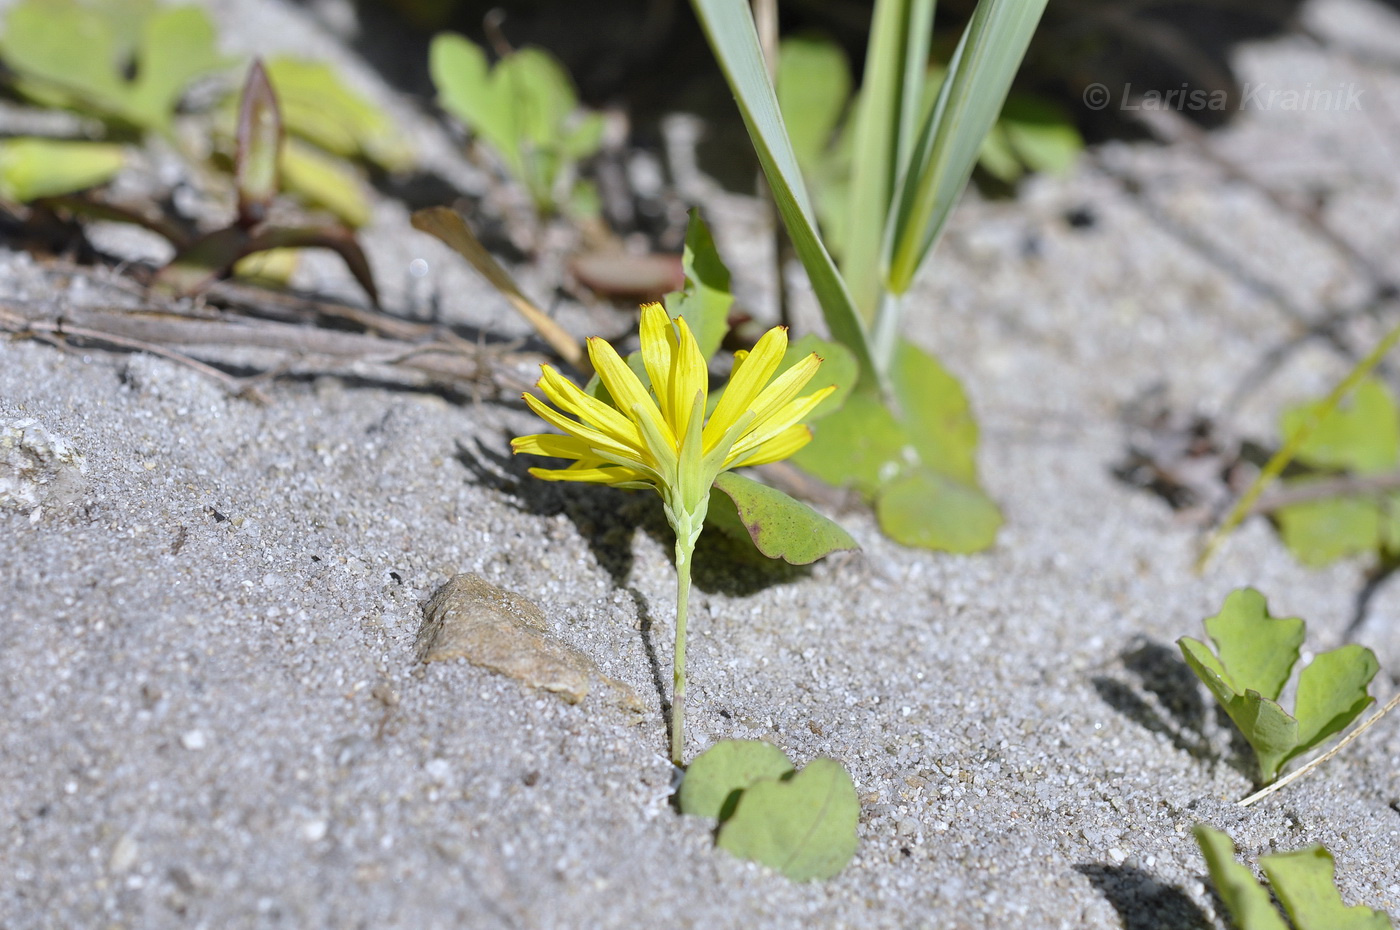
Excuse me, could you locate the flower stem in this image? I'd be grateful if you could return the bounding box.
[671,528,695,767]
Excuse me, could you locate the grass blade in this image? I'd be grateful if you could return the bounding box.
[841,0,934,320]
[885,0,1048,296]
[690,0,877,389]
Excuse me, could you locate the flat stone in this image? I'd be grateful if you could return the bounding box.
[0,418,87,512]
[415,574,595,704]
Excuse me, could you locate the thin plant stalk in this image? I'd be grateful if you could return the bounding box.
[671,522,698,766]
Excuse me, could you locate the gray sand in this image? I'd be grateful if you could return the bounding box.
[3,0,1400,927]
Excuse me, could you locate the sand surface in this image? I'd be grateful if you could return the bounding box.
[3,0,1400,927]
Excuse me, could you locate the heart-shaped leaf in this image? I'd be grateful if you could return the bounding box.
[678,739,794,820]
[716,756,859,881]
[712,472,857,565]
[1261,845,1393,930]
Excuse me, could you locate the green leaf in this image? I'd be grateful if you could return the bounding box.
[266,58,413,172]
[126,4,227,132]
[776,36,851,177]
[782,335,857,421]
[1194,825,1290,930]
[891,337,979,484]
[792,391,909,496]
[429,34,597,211]
[885,0,1050,295]
[0,0,226,132]
[1201,589,1303,701]
[1276,494,1384,567]
[1290,644,1378,762]
[716,757,860,881]
[1282,378,1400,475]
[689,0,877,389]
[841,0,934,318]
[0,139,125,202]
[1178,638,1300,783]
[664,208,733,361]
[1260,845,1393,930]
[431,34,516,171]
[712,472,858,565]
[678,739,794,821]
[876,467,1002,553]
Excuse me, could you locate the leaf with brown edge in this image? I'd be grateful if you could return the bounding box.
[712,471,856,565]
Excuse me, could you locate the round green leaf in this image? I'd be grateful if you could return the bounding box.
[678,739,794,821]
[791,391,908,496]
[716,757,859,882]
[875,468,1001,553]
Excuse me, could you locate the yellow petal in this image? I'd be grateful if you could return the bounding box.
[727,385,836,462]
[638,303,677,422]
[729,423,813,467]
[537,366,643,450]
[667,315,707,440]
[704,324,787,451]
[589,335,677,453]
[746,352,822,427]
[522,392,648,468]
[511,433,593,460]
[528,464,652,486]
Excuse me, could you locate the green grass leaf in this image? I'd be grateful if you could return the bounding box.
[0,139,125,202]
[776,36,851,178]
[1290,644,1378,761]
[1194,826,1290,930]
[664,208,733,361]
[689,0,876,388]
[1282,378,1400,475]
[841,0,933,318]
[712,472,858,565]
[678,739,794,821]
[1260,845,1393,930]
[885,0,1049,295]
[716,757,859,881]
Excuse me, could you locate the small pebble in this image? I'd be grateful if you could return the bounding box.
[180,730,207,751]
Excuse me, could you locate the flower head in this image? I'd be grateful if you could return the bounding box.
[512,303,834,526]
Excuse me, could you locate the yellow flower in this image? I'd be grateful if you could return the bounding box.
[511,301,834,766]
[511,302,833,528]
